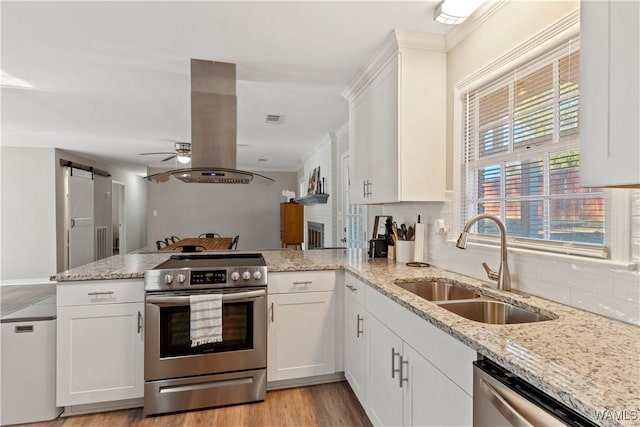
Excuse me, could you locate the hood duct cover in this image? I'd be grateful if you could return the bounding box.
[146,59,274,185]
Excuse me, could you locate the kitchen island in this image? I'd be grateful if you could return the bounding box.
[52,249,640,427]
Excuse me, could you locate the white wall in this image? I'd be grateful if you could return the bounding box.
[146,171,297,250]
[300,135,335,248]
[0,147,57,281]
[377,1,640,326]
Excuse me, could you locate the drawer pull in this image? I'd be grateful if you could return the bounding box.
[292,281,312,286]
[15,325,34,333]
[346,284,358,292]
[87,291,115,297]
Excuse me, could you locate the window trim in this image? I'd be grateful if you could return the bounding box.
[452,16,633,265]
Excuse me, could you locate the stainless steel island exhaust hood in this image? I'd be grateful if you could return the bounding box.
[146,59,274,184]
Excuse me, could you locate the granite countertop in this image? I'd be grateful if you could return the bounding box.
[51,249,640,427]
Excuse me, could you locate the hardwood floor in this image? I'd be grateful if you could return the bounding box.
[19,382,371,427]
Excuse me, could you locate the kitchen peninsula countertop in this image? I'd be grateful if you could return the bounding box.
[52,249,639,427]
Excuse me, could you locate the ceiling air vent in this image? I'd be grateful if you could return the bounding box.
[265,114,284,124]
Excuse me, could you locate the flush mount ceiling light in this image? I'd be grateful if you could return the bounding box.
[433,0,484,25]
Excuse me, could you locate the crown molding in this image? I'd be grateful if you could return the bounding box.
[445,0,510,51]
[342,29,446,102]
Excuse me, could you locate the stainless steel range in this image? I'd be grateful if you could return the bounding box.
[144,253,267,416]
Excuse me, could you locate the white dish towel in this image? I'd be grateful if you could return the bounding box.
[190,294,223,347]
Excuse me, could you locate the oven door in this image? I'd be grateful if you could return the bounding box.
[144,288,266,381]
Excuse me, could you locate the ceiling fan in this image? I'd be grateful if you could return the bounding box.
[140,142,191,164]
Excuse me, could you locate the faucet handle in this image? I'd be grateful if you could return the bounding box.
[481,262,499,281]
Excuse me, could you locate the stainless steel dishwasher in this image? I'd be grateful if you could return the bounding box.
[473,359,598,427]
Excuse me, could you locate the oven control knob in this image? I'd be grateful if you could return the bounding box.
[164,274,174,285]
[242,271,251,280]
[253,271,263,280]
[177,273,186,284]
[231,271,240,281]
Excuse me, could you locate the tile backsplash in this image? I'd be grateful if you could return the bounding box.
[382,191,640,326]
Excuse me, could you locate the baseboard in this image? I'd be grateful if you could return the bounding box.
[61,397,143,417]
[267,372,345,391]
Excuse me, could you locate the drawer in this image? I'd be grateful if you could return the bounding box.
[57,280,144,306]
[344,272,365,307]
[268,270,336,294]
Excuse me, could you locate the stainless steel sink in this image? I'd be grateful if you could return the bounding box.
[436,300,554,324]
[394,279,482,301]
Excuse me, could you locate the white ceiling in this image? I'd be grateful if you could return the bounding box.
[1,1,455,174]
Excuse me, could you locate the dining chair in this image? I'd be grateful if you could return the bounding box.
[168,236,180,243]
[156,240,168,250]
[231,235,239,250]
[199,233,221,238]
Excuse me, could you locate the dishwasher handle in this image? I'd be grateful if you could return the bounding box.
[479,377,534,427]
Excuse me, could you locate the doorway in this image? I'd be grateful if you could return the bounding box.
[112,181,125,255]
[64,168,94,269]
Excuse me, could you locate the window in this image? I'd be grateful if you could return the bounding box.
[460,37,608,257]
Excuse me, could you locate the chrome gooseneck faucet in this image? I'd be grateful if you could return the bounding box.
[456,214,511,292]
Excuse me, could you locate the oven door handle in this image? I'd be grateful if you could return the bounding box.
[146,289,265,305]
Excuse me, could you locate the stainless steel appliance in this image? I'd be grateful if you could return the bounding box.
[144,253,268,416]
[473,359,598,427]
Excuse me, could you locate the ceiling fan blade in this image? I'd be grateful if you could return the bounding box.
[161,155,177,162]
[140,151,176,156]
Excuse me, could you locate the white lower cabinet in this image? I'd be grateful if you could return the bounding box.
[267,271,338,382]
[344,287,366,405]
[57,280,144,406]
[361,285,475,427]
[366,314,404,426]
[403,344,473,427]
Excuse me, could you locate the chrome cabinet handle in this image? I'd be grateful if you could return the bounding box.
[479,378,533,427]
[399,355,409,388]
[292,281,312,286]
[391,347,401,379]
[270,302,274,323]
[346,284,358,292]
[356,314,363,338]
[88,291,114,297]
[137,311,143,334]
[363,180,367,197]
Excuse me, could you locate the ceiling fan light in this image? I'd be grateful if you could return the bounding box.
[177,154,191,164]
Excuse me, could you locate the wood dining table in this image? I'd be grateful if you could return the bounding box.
[161,237,234,251]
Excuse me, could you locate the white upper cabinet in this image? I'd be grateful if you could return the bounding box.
[580,0,640,187]
[343,30,447,204]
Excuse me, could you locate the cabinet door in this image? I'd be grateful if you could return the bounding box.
[267,291,336,381]
[366,314,403,427]
[402,344,472,427]
[367,55,399,204]
[350,91,372,205]
[57,302,143,406]
[344,294,366,405]
[580,0,640,187]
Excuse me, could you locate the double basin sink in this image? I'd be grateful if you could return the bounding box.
[394,279,554,325]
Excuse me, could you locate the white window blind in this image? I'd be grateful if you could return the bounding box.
[460,37,608,258]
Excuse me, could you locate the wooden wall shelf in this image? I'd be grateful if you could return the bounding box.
[294,194,330,205]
